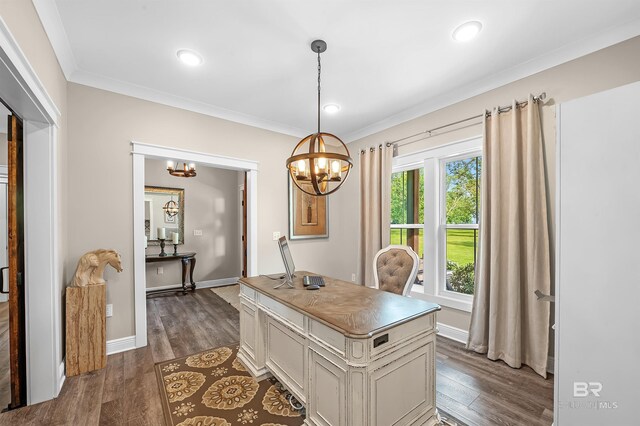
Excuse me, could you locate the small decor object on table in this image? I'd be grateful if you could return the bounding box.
[172,232,179,255]
[158,227,167,256]
[66,249,123,377]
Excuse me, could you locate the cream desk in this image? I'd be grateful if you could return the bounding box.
[238,272,440,426]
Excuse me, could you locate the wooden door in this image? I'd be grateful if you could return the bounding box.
[7,114,25,409]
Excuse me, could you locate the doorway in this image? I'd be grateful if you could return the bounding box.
[131,142,258,348]
[0,18,62,405]
[0,103,26,410]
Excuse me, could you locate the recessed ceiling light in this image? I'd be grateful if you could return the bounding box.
[452,21,482,42]
[177,49,203,66]
[323,103,341,114]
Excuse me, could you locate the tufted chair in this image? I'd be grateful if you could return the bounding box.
[373,245,420,296]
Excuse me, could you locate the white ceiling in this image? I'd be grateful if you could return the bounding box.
[37,1,640,141]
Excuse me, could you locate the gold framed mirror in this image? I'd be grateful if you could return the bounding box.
[144,186,185,245]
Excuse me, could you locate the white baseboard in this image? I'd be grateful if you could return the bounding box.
[57,359,65,394]
[547,356,555,374]
[437,322,469,344]
[146,277,239,293]
[107,335,137,355]
[0,294,7,303]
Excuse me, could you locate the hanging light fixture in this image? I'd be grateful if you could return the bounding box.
[286,40,353,196]
[163,195,179,217]
[167,161,197,178]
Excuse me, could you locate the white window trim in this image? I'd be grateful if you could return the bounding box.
[392,136,482,312]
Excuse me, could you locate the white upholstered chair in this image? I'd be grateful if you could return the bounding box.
[373,245,420,296]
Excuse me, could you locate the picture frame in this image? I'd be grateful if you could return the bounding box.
[288,177,329,240]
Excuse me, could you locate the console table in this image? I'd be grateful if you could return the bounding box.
[239,271,440,426]
[145,252,196,295]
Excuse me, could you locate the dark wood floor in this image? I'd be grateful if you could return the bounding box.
[0,289,553,425]
[436,336,554,425]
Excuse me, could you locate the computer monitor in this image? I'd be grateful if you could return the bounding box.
[276,236,296,288]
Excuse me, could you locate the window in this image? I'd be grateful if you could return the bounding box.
[442,155,481,296]
[391,137,482,311]
[390,168,424,283]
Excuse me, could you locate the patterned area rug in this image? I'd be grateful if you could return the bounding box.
[155,345,304,426]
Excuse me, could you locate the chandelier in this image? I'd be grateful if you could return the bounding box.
[163,196,179,217]
[167,161,196,178]
[286,40,353,196]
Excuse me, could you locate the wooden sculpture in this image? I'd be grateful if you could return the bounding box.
[66,249,123,376]
[71,249,123,287]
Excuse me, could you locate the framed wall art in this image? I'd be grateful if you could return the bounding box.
[288,178,328,240]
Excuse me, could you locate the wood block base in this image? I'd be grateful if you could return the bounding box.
[65,284,106,377]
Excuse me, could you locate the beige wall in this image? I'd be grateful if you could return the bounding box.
[67,83,351,340]
[144,159,241,287]
[330,36,640,334]
[0,0,69,376]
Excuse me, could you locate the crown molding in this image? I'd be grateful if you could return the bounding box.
[70,69,308,137]
[31,0,640,143]
[341,17,640,143]
[32,0,77,80]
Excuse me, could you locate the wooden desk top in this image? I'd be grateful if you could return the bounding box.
[240,271,440,339]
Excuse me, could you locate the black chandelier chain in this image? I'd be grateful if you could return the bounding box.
[316,47,322,135]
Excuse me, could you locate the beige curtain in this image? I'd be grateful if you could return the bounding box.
[359,144,393,287]
[467,95,552,378]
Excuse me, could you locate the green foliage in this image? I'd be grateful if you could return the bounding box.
[447,261,475,295]
[390,172,406,224]
[390,169,424,224]
[445,157,481,224]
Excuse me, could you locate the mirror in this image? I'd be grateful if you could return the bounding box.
[145,186,185,245]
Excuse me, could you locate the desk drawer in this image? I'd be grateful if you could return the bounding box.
[370,313,434,357]
[240,284,256,301]
[309,319,345,355]
[258,293,304,330]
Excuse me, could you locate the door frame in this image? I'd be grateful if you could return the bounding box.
[0,18,62,405]
[131,142,258,348]
[0,166,6,304]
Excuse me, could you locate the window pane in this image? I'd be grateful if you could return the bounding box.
[390,167,425,286]
[389,228,423,259]
[445,228,477,295]
[391,169,424,225]
[445,156,481,224]
[391,171,407,224]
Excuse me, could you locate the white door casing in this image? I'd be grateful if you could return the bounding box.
[0,17,62,404]
[131,142,258,348]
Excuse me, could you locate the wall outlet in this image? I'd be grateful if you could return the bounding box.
[106,304,113,317]
[157,267,163,275]
[351,273,356,282]
[272,231,281,241]
[193,229,203,236]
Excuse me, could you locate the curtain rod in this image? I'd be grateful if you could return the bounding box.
[386,92,547,148]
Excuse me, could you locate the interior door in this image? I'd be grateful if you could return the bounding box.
[7,114,25,409]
